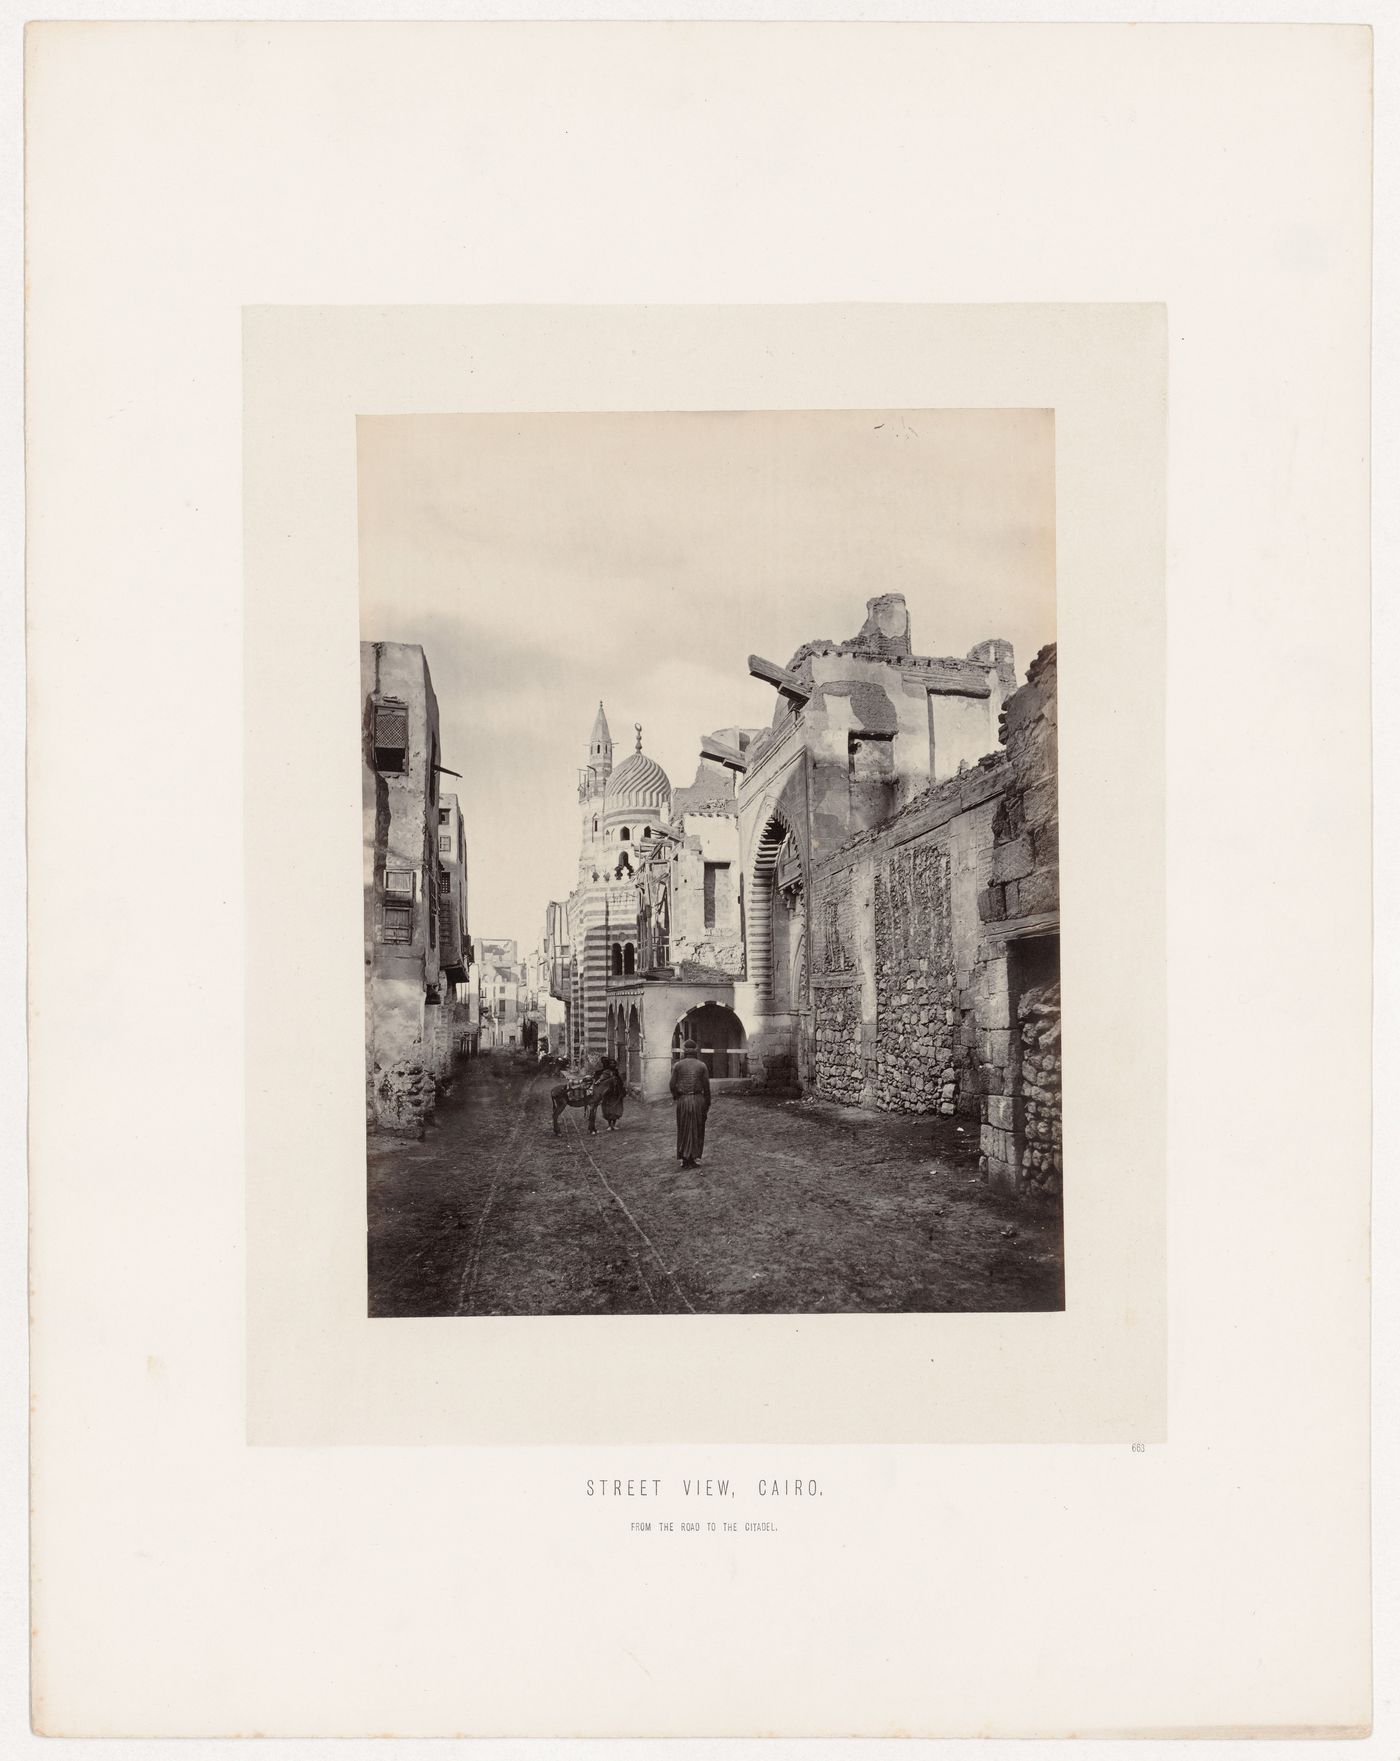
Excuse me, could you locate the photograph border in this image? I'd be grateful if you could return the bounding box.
[245,302,1166,1446]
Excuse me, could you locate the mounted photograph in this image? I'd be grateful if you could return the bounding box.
[359,408,1061,1318]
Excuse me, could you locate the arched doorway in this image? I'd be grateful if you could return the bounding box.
[749,814,807,1012]
[672,1003,749,1079]
[626,1006,642,1087]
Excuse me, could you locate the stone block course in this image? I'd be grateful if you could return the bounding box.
[985,1093,1014,1131]
[992,833,1034,884]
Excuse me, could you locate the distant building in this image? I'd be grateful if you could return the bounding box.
[476,936,519,972]
[541,899,572,1053]
[361,641,466,1132]
[436,792,471,987]
[540,995,567,1057]
[478,949,526,1049]
[436,791,475,1055]
[607,732,762,1100]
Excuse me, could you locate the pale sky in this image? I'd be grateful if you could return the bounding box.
[359,409,1055,954]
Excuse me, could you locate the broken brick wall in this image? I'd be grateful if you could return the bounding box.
[812,852,868,1103]
[977,645,1061,1192]
[809,759,1004,1116]
[873,841,957,1114]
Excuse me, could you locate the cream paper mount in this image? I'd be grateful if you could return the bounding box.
[244,303,1166,1446]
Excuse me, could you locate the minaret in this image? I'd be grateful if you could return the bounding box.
[578,701,613,878]
[589,701,613,782]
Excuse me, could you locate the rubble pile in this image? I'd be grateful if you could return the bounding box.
[371,1060,437,1137]
[1017,980,1062,1196]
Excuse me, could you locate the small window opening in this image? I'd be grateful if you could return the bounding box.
[704,861,734,930]
[381,902,412,945]
[372,702,409,773]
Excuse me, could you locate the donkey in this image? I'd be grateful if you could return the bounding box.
[550,1061,624,1136]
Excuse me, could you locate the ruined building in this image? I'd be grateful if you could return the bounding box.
[361,641,472,1133]
[727,594,1060,1195]
[547,596,1059,1194]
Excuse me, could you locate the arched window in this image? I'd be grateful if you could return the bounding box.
[592,816,598,834]
[620,826,630,842]
[623,943,636,976]
[610,942,623,976]
[644,826,652,839]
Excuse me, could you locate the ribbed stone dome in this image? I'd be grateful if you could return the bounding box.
[604,750,671,811]
[604,729,671,815]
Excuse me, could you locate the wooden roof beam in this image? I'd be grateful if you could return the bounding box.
[699,735,749,774]
[748,655,811,705]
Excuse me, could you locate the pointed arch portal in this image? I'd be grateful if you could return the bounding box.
[749,812,807,1013]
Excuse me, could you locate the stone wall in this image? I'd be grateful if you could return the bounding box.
[362,641,447,1134]
[873,841,958,1114]
[796,643,1060,1202]
[736,609,1061,1198]
[985,644,1059,927]
[813,979,864,1103]
[366,971,435,1135]
[976,645,1060,1193]
[806,758,1004,1115]
[1017,980,1062,1195]
[817,871,859,976]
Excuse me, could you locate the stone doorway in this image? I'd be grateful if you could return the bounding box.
[672,1002,749,1079]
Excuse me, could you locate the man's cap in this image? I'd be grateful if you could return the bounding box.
[683,1039,699,1053]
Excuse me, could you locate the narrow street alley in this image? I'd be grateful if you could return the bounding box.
[368,1053,1064,1316]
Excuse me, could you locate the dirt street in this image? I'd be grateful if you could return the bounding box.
[367,1053,1064,1316]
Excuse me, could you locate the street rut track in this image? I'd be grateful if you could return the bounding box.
[369,1063,548,1310]
[447,1065,694,1316]
[556,1105,696,1316]
[452,1066,547,1315]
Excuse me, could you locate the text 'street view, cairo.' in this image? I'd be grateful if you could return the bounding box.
[360,409,1062,1318]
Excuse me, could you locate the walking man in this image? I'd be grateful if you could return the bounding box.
[669,1038,711,1170]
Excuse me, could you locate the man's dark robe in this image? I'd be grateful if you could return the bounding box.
[599,1060,625,1126]
[669,1055,711,1162]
